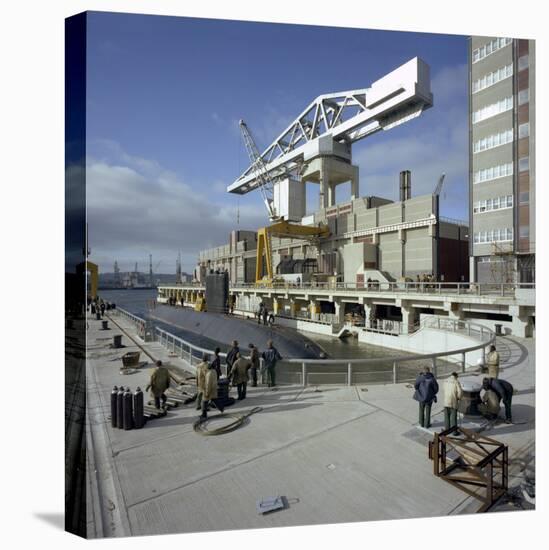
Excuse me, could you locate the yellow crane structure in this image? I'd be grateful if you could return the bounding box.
[77,260,99,298]
[255,220,329,283]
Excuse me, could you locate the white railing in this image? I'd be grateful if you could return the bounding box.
[113,307,495,387]
[158,281,534,298]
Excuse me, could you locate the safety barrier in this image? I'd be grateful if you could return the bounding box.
[158,281,534,298]
[114,307,495,387]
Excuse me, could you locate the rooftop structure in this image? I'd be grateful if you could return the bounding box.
[197,180,469,287]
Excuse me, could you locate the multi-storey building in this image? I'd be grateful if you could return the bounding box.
[469,36,535,283]
[195,177,469,287]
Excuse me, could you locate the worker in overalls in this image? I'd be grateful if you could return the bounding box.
[485,345,500,378]
[195,353,210,411]
[201,362,224,420]
[146,360,171,411]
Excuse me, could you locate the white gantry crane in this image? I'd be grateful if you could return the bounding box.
[229,57,433,218]
[233,57,434,283]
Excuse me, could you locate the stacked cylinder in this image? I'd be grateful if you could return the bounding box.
[123,388,133,430]
[116,386,125,428]
[111,386,119,428]
[110,386,145,430]
[134,387,144,429]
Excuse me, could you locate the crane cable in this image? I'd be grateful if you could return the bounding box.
[193,406,263,436]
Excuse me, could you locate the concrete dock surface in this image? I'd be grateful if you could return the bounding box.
[84,311,535,538]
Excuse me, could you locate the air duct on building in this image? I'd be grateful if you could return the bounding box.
[399,170,412,202]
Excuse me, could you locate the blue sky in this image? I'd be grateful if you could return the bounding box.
[86,12,468,274]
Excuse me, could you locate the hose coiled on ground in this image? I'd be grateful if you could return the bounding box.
[193,406,263,436]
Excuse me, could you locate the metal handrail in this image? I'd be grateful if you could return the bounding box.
[158,281,534,297]
[114,307,495,386]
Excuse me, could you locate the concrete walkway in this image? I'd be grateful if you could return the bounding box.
[85,311,535,538]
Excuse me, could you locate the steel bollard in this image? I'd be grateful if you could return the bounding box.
[133,387,145,429]
[123,387,134,430]
[110,386,119,428]
[102,320,109,330]
[117,386,125,429]
[113,334,122,348]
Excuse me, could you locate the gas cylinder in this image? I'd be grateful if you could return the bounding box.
[117,386,125,429]
[123,387,134,430]
[133,387,144,429]
[110,386,118,428]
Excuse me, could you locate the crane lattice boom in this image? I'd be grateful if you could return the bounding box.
[239,120,278,220]
[229,57,433,195]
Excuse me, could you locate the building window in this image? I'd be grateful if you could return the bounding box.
[473,129,513,153]
[518,122,530,138]
[474,163,513,184]
[472,64,513,94]
[518,54,529,71]
[474,195,513,214]
[519,157,529,172]
[472,37,512,64]
[473,228,513,244]
[519,226,529,239]
[519,191,529,204]
[518,88,529,106]
[472,97,513,124]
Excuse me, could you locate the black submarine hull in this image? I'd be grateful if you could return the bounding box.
[150,304,325,359]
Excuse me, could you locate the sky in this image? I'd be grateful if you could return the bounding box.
[85,12,469,274]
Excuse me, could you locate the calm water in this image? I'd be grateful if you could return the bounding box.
[100,289,224,350]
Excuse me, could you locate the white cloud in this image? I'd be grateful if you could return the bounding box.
[352,64,469,220]
[86,147,266,273]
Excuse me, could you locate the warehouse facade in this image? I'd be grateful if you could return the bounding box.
[195,176,468,286]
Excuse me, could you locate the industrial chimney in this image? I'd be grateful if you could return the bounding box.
[399,170,412,202]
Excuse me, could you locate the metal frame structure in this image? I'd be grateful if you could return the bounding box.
[79,260,98,298]
[239,120,278,220]
[229,57,433,195]
[429,426,508,512]
[255,220,330,283]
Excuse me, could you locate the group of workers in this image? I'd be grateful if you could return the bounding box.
[413,273,438,290]
[257,302,275,326]
[413,344,514,431]
[145,339,283,421]
[145,334,515,429]
[195,339,282,420]
[88,297,115,317]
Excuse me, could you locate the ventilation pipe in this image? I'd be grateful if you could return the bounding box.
[399,170,412,202]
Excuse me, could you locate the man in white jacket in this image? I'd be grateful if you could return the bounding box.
[443,372,463,434]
